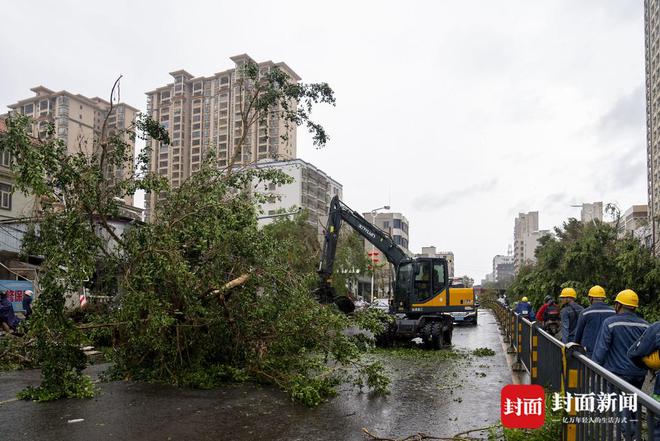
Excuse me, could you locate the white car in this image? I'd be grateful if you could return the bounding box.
[369,298,390,312]
[450,307,478,325]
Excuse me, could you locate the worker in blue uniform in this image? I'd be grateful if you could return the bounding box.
[0,290,20,332]
[558,287,583,343]
[572,285,615,357]
[514,296,535,321]
[628,320,660,440]
[593,290,650,437]
[593,290,649,386]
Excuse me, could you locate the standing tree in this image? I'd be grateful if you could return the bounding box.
[508,218,660,321]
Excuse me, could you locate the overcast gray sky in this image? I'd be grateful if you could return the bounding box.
[0,1,647,280]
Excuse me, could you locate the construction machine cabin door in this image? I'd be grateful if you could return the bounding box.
[395,258,448,313]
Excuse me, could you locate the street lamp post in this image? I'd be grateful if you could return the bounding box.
[369,205,390,302]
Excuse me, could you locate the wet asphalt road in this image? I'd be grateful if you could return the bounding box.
[0,309,512,441]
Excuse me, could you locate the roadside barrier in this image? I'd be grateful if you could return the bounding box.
[488,300,660,441]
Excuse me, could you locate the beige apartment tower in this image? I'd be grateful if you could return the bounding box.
[647,0,660,252]
[144,54,300,221]
[6,86,138,209]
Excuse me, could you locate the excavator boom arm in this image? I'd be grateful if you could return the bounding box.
[317,196,408,305]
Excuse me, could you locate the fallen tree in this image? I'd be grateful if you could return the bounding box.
[0,64,389,404]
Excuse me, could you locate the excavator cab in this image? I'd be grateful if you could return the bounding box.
[394,258,449,315]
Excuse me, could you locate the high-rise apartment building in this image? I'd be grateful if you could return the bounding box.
[0,119,37,221]
[647,1,660,252]
[256,158,342,238]
[513,211,549,273]
[5,86,138,210]
[144,54,300,221]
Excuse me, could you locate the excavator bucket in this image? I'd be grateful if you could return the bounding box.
[334,296,355,314]
[313,285,355,314]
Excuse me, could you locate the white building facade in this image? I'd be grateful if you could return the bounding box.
[580,202,603,223]
[256,159,342,237]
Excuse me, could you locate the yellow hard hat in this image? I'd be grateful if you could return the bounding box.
[588,285,606,298]
[521,297,528,302]
[614,289,639,308]
[643,350,660,370]
[559,287,577,299]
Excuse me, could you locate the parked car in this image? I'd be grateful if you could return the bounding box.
[369,298,390,312]
[450,307,477,325]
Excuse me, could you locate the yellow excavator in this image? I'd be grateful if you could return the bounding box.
[316,196,476,348]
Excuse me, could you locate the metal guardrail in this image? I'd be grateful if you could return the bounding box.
[567,347,660,441]
[488,300,660,441]
[534,324,563,392]
[520,317,532,373]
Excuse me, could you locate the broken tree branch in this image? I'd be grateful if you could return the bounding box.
[361,427,483,441]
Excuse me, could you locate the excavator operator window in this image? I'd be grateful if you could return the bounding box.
[413,261,432,301]
[395,262,413,303]
[433,262,446,293]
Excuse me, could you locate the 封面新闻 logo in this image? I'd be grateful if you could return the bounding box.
[501,384,545,429]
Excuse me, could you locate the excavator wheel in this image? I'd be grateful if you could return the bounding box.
[421,322,434,349]
[442,324,453,347]
[375,322,395,348]
[431,322,442,350]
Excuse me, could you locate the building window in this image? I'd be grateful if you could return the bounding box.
[23,103,33,115]
[0,149,10,167]
[393,219,402,229]
[0,183,11,210]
